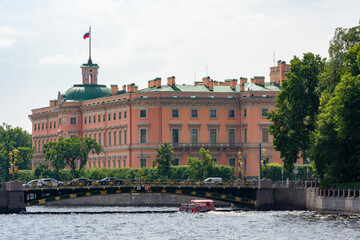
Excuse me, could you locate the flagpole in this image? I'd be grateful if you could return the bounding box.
[89,26,91,61]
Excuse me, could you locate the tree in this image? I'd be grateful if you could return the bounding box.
[0,123,33,182]
[43,137,102,178]
[312,42,360,186]
[187,148,217,180]
[34,163,51,179]
[267,53,325,172]
[152,143,174,179]
[318,21,360,94]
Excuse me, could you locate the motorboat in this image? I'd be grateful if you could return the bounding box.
[179,199,216,213]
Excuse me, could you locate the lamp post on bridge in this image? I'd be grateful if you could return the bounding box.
[8,149,19,181]
[237,151,243,179]
[261,148,267,179]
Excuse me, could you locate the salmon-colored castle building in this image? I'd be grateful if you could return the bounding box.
[29,57,289,178]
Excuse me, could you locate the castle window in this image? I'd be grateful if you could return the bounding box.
[113,112,116,121]
[209,109,217,119]
[139,109,147,119]
[229,158,236,167]
[228,129,235,144]
[262,128,269,143]
[191,109,198,118]
[172,109,179,118]
[118,111,122,120]
[209,129,217,144]
[228,109,235,119]
[172,129,179,144]
[140,128,147,143]
[190,128,199,144]
[262,108,268,117]
[70,117,77,125]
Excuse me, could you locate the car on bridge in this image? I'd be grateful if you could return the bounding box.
[23,179,40,188]
[37,178,63,187]
[69,178,93,186]
[97,177,124,185]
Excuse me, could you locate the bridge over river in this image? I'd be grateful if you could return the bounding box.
[24,180,258,208]
[1,180,315,213]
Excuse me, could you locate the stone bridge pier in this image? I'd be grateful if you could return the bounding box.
[0,182,26,214]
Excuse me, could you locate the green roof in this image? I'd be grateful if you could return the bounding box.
[139,82,281,94]
[63,84,111,101]
[81,58,99,68]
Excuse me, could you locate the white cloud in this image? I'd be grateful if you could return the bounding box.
[0,25,17,35]
[0,38,14,47]
[37,54,82,65]
[0,25,17,47]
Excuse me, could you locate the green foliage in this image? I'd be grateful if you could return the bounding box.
[0,123,33,182]
[267,53,325,172]
[312,42,360,187]
[152,143,174,179]
[263,163,315,181]
[34,163,51,179]
[16,164,235,182]
[336,182,360,190]
[42,137,102,178]
[187,148,229,180]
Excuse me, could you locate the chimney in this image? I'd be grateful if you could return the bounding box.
[127,83,136,93]
[219,82,226,86]
[230,79,237,90]
[240,77,247,84]
[122,85,126,92]
[111,85,118,96]
[134,85,138,92]
[148,80,153,88]
[202,76,210,87]
[240,84,245,92]
[251,78,255,83]
[209,80,214,91]
[49,100,58,107]
[155,77,161,88]
[167,76,175,86]
[194,81,202,86]
[254,76,265,86]
[213,81,219,86]
[224,79,232,86]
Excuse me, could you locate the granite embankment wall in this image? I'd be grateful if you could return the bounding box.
[306,188,360,213]
[0,182,26,213]
[257,181,360,213]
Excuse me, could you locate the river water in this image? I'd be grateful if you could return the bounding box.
[1,206,360,240]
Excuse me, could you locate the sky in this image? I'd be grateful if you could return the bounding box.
[0,0,359,133]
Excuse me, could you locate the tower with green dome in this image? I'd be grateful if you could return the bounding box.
[62,58,111,101]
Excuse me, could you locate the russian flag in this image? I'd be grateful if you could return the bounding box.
[83,31,90,39]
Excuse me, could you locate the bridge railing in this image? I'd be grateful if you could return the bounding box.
[24,179,258,188]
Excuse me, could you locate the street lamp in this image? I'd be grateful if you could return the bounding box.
[8,149,19,181]
[293,163,298,181]
[237,151,243,179]
[306,167,309,179]
[261,148,267,179]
